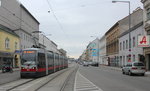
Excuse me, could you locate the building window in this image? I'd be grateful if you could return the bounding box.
[120,42,122,50]
[126,40,128,49]
[24,34,26,40]
[15,42,17,49]
[20,33,22,39]
[133,55,135,62]
[5,38,10,49]
[147,8,150,20]
[123,41,125,50]
[133,37,135,47]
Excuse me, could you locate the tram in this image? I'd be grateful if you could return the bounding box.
[20,48,68,78]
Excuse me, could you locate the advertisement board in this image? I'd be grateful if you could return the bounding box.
[138,35,150,47]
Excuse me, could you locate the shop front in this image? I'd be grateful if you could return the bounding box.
[144,47,150,71]
[0,51,14,69]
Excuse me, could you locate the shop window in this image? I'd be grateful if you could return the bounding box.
[5,38,10,49]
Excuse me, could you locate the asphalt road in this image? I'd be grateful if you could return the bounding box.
[78,65,150,91]
[0,70,20,85]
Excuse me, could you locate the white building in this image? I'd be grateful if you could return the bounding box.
[99,36,107,65]
[141,0,150,70]
[87,38,99,62]
[39,34,60,54]
[119,22,146,67]
[0,0,40,50]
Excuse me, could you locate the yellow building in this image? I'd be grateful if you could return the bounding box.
[0,24,20,69]
[105,22,119,66]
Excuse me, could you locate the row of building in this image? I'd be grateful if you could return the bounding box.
[79,0,150,71]
[0,0,66,69]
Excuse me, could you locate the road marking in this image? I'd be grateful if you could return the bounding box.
[74,71,103,91]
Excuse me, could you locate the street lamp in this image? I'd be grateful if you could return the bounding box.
[112,0,131,61]
[112,0,131,49]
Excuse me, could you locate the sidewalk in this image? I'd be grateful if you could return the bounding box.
[0,68,20,73]
[100,65,150,76]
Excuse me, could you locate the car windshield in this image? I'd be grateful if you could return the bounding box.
[133,63,144,66]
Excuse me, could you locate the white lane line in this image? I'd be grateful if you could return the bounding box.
[74,71,103,91]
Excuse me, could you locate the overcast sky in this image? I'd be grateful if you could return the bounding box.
[19,0,142,58]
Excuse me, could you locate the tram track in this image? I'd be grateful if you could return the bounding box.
[0,68,69,91]
[60,65,78,91]
[0,78,20,86]
[35,68,70,91]
[0,78,34,91]
[37,64,78,91]
[0,64,77,91]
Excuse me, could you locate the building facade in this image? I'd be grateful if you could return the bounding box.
[86,38,100,62]
[105,22,119,66]
[99,35,107,65]
[141,0,150,70]
[39,34,60,54]
[0,24,20,69]
[0,0,40,50]
[0,0,39,68]
[119,22,145,67]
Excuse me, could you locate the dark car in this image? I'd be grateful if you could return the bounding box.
[91,62,99,67]
[2,64,13,73]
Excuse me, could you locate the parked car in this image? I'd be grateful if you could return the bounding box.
[91,62,99,67]
[122,62,146,76]
[83,62,89,67]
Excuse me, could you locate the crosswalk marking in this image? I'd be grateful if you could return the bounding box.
[74,71,103,91]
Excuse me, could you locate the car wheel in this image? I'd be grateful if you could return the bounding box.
[141,73,145,76]
[122,70,125,74]
[2,69,5,73]
[129,71,132,76]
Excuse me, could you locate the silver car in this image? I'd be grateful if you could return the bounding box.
[122,62,146,76]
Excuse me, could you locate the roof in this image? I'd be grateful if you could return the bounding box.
[105,22,119,35]
[119,22,143,38]
[0,24,19,38]
[20,4,40,24]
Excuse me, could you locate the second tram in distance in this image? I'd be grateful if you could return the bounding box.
[20,48,68,78]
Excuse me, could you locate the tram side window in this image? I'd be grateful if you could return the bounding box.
[38,53,46,68]
[55,55,58,66]
[47,53,53,67]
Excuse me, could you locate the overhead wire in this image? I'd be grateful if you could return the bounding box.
[46,0,68,38]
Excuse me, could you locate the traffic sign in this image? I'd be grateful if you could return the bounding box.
[138,35,150,47]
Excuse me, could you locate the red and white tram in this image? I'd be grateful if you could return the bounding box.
[20,48,68,78]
